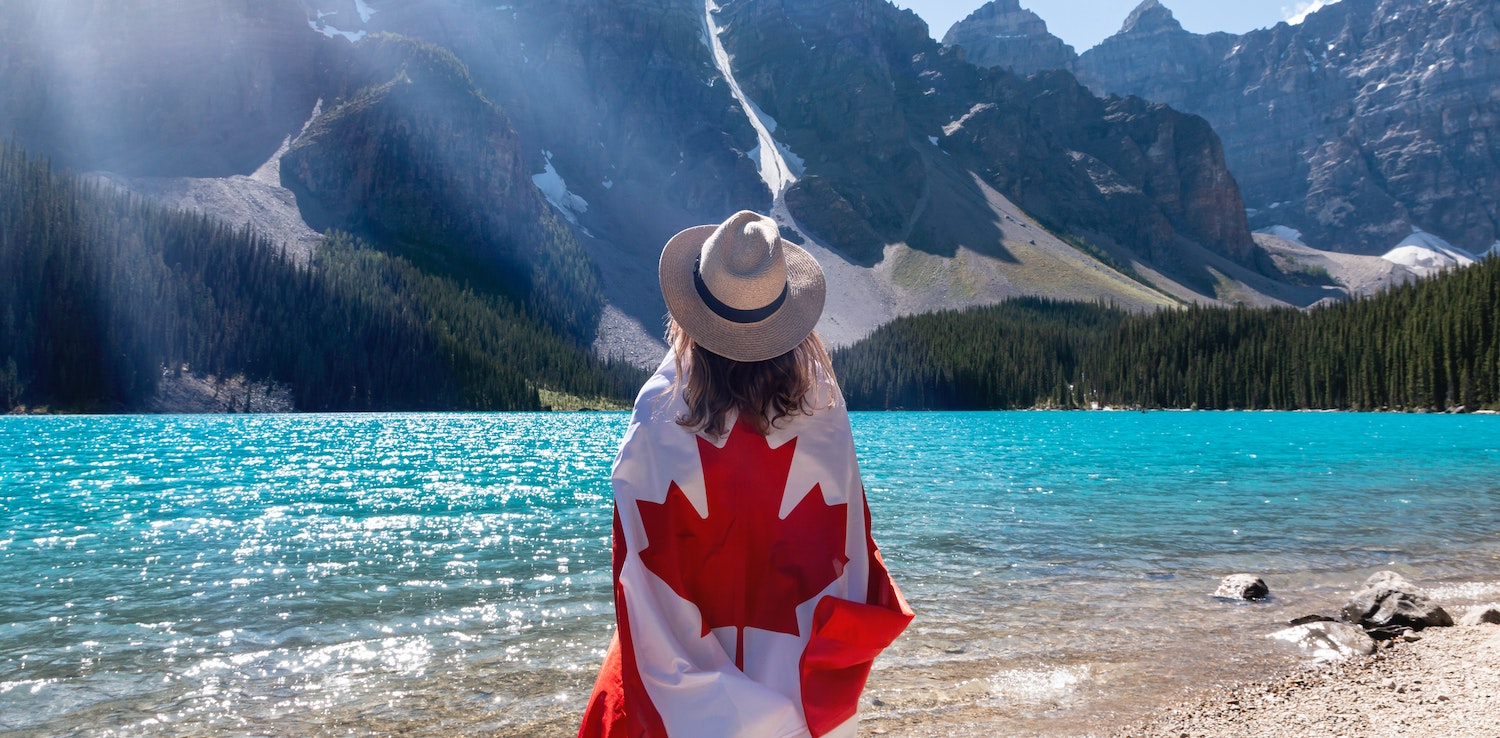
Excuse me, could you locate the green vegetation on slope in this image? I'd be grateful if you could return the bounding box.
[835,258,1500,411]
[0,142,644,412]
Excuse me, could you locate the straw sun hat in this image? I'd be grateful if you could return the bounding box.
[659,210,826,363]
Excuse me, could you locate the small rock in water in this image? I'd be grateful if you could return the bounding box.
[1459,603,1500,626]
[1214,573,1270,601]
[1268,621,1376,662]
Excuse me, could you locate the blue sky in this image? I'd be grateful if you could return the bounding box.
[895,0,1341,50]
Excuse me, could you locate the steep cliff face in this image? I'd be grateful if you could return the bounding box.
[280,35,602,338]
[715,0,932,261]
[938,70,1254,271]
[0,0,331,176]
[1067,0,1500,255]
[939,0,1075,76]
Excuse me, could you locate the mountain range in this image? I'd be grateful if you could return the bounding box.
[947,0,1500,267]
[2,0,1492,384]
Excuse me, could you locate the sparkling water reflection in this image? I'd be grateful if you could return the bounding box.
[2,411,1498,735]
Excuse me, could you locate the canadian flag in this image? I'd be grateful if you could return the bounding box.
[580,354,913,738]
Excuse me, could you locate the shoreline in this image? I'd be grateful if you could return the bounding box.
[854,622,1500,738]
[1114,622,1500,738]
[855,571,1500,738]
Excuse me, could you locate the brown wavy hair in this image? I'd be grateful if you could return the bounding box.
[668,319,838,437]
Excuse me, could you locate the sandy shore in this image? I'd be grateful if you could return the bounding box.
[1115,623,1500,738]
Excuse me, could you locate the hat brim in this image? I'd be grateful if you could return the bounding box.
[659,223,826,363]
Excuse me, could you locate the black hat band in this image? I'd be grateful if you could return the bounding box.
[693,255,789,324]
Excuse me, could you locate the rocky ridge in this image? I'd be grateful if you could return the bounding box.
[947,0,1500,258]
[280,34,603,338]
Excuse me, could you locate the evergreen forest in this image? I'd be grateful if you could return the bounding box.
[0,142,645,412]
[834,258,1500,411]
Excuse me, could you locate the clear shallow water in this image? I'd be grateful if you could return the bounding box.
[2,411,1499,736]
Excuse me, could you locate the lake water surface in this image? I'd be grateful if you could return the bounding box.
[3,411,1499,736]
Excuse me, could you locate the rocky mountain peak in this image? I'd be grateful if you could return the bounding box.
[940,0,1076,75]
[948,0,1028,26]
[1073,0,1500,256]
[942,0,1052,40]
[1119,0,1183,36]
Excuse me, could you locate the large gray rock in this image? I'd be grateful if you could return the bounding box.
[1342,571,1454,637]
[1213,573,1269,601]
[1269,621,1377,662]
[1460,604,1500,626]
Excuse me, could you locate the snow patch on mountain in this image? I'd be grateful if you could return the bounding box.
[308,1,375,42]
[1381,230,1476,276]
[703,0,803,202]
[532,151,589,226]
[354,0,377,24]
[1257,225,1306,245]
[1285,1,1341,26]
[308,20,365,42]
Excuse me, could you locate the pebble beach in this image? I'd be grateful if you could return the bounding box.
[1118,622,1500,738]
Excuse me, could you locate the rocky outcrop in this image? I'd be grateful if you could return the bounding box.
[939,0,1075,77]
[1062,0,1500,255]
[938,72,1255,273]
[144,371,295,414]
[1342,571,1455,638]
[280,35,602,338]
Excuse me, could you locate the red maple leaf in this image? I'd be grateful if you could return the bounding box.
[637,420,849,669]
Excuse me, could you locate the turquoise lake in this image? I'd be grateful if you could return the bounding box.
[3,411,1499,736]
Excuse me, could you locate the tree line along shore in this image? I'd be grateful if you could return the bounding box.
[3,141,1497,415]
[833,257,1498,412]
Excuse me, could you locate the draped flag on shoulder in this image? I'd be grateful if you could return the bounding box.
[580,354,913,738]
